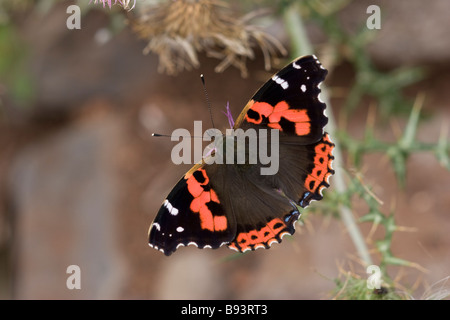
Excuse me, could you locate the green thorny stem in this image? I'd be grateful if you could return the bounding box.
[282,3,373,266]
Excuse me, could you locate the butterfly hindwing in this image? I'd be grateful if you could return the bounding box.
[199,159,302,253]
[206,132,334,253]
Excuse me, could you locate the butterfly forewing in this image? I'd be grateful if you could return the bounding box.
[235,55,328,144]
[149,164,236,256]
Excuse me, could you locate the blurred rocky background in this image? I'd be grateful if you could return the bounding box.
[0,0,449,299]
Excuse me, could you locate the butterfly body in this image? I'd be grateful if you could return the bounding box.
[149,55,334,256]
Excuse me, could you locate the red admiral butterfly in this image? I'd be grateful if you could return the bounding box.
[148,55,334,256]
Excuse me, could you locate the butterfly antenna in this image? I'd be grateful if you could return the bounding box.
[152,133,203,139]
[200,74,215,129]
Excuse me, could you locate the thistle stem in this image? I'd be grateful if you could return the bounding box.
[282,3,373,266]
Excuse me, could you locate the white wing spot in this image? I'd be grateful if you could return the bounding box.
[272,75,289,89]
[176,226,184,233]
[163,199,179,216]
[301,84,307,92]
[314,56,326,70]
[317,81,325,103]
[318,92,324,103]
[292,61,301,69]
[152,222,161,231]
[187,242,199,248]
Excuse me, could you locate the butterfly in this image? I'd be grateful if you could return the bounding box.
[148,55,334,256]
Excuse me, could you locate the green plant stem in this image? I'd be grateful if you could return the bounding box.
[326,94,373,266]
[282,3,373,266]
[283,3,312,57]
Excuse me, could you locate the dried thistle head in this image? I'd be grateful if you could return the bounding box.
[89,0,136,10]
[131,0,287,77]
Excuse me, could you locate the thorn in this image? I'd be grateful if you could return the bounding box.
[400,92,425,149]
